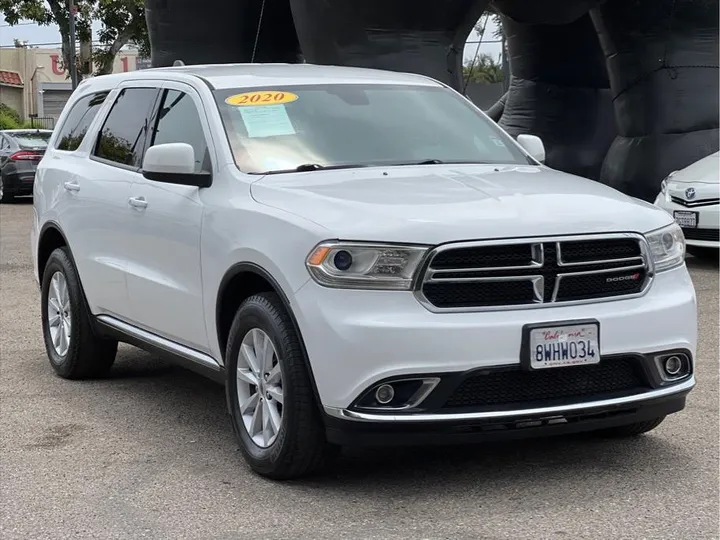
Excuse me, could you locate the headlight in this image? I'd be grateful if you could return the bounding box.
[660,171,677,195]
[306,242,429,290]
[645,223,686,272]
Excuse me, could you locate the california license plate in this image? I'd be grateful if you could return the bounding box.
[523,320,600,370]
[674,210,698,228]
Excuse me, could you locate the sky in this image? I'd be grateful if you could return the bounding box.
[0,14,502,64]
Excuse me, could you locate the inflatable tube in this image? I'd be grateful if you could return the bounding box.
[485,90,507,121]
[289,0,489,90]
[145,0,299,67]
[497,14,616,180]
[591,0,719,200]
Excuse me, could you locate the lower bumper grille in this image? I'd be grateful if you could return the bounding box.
[443,357,651,410]
[683,228,719,242]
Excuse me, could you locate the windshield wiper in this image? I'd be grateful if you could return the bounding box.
[415,159,444,165]
[263,163,371,174]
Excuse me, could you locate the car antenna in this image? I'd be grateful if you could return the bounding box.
[173,60,185,67]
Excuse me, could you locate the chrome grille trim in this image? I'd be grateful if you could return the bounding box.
[670,196,719,208]
[413,232,654,313]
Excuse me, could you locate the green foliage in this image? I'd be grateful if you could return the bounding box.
[93,0,149,75]
[0,104,21,124]
[464,54,504,84]
[0,112,21,130]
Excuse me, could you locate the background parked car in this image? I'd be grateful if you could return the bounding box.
[0,129,53,203]
[654,151,719,260]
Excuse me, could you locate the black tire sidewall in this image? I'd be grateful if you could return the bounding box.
[226,296,302,468]
[40,248,89,377]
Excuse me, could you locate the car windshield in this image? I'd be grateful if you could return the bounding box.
[213,84,533,174]
[9,131,52,149]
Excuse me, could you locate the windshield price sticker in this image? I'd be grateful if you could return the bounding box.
[225,91,298,107]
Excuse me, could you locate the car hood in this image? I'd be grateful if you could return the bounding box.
[667,151,719,185]
[250,164,673,245]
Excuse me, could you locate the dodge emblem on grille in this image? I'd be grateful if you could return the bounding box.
[606,273,640,283]
[685,187,696,200]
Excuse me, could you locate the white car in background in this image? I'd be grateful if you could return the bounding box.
[654,151,719,258]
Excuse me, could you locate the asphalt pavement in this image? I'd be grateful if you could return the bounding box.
[1,201,718,540]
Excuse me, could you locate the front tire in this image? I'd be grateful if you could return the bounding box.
[41,247,118,379]
[226,293,336,479]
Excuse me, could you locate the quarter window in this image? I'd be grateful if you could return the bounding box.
[150,89,210,172]
[55,91,109,151]
[93,88,159,168]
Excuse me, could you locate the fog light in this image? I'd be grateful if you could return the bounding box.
[664,356,683,376]
[375,384,395,404]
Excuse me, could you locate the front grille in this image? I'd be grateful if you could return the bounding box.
[671,196,719,208]
[418,235,649,310]
[683,228,719,242]
[443,357,650,410]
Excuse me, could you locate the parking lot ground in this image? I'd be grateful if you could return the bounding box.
[1,201,718,540]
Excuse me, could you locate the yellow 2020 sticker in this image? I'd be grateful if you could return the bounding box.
[225,91,298,107]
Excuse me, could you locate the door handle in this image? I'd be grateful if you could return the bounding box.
[128,196,148,209]
[63,181,80,192]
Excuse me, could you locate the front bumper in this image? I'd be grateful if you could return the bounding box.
[324,378,692,446]
[293,264,696,412]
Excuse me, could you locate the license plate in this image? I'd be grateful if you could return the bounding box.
[674,210,698,228]
[523,321,600,370]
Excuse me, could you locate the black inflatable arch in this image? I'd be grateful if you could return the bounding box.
[144,0,719,201]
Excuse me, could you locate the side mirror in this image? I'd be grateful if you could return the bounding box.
[142,142,212,188]
[516,134,546,164]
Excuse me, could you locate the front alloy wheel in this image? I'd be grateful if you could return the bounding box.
[236,328,284,447]
[226,292,337,479]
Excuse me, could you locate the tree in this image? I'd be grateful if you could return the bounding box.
[0,0,149,79]
[474,11,503,40]
[93,0,149,75]
[463,53,504,84]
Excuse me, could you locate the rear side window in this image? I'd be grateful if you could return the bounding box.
[55,92,109,151]
[93,88,159,168]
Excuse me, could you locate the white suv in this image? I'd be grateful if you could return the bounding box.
[32,64,697,479]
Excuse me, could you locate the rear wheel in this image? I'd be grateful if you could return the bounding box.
[226,292,337,479]
[597,416,665,437]
[41,247,117,379]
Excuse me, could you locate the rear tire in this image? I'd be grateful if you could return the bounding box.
[597,416,665,437]
[226,292,337,479]
[41,247,117,379]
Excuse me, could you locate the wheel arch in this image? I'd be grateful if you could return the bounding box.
[37,221,72,281]
[215,262,325,414]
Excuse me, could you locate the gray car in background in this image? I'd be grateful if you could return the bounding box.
[0,129,53,203]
